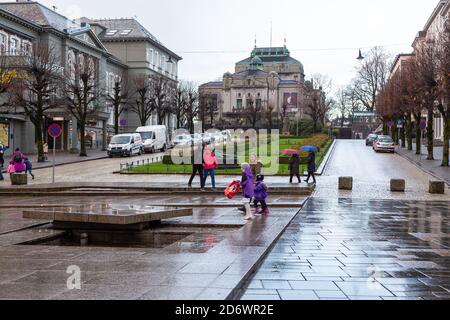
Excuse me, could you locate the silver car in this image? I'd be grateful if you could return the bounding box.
[373,136,395,153]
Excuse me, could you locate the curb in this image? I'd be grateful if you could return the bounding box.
[315,139,336,176]
[396,148,450,187]
[32,155,109,171]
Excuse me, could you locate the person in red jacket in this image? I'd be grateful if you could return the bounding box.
[202,145,218,191]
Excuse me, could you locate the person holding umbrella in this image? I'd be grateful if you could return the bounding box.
[283,149,301,184]
[305,150,317,184]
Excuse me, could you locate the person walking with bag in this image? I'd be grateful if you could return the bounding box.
[11,148,26,173]
[239,163,255,220]
[254,175,269,215]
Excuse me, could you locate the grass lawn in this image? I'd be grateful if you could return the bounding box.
[127,137,333,176]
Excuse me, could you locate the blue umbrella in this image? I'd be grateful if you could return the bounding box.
[300,146,318,153]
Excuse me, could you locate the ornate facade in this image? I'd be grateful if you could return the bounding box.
[199,46,310,130]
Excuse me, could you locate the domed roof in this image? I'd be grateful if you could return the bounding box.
[223,72,232,77]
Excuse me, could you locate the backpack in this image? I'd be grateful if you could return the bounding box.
[14,154,22,163]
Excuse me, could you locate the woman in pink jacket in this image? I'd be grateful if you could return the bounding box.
[202,146,218,191]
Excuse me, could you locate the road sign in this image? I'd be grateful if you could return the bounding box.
[387,121,394,128]
[48,124,62,138]
[47,124,61,184]
[397,120,404,129]
[53,117,64,121]
[120,119,127,126]
[419,120,427,130]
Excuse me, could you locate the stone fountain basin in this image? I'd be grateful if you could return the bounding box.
[23,204,193,230]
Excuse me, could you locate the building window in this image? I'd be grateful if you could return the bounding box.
[119,29,132,36]
[106,30,118,36]
[161,55,165,71]
[0,33,7,54]
[21,41,31,55]
[148,48,154,66]
[154,51,159,67]
[256,99,262,109]
[236,99,243,109]
[9,38,18,55]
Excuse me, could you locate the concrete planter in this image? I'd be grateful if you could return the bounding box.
[11,173,28,186]
[390,179,406,192]
[339,177,353,190]
[429,181,445,194]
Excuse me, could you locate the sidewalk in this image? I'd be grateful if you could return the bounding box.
[2,149,107,172]
[396,143,450,185]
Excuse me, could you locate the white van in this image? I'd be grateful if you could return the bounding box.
[107,133,143,158]
[136,125,168,153]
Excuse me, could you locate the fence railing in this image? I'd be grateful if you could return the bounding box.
[119,155,165,172]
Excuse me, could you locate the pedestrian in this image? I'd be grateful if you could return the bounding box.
[24,157,35,180]
[249,154,263,177]
[0,144,5,181]
[43,143,48,161]
[289,153,301,184]
[254,175,269,215]
[202,145,218,191]
[188,144,205,190]
[239,163,255,220]
[12,148,26,173]
[305,151,317,184]
[7,161,15,178]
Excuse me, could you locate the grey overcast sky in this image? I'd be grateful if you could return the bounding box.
[37,0,439,88]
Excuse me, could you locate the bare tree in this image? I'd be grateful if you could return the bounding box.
[149,75,175,126]
[415,41,440,160]
[10,44,62,162]
[106,74,128,135]
[264,104,275,130]
[279,104,289,134]
[183,83,198,133]
[334,87,352,127]
[437,21,450,167]
[63,53,101,157]
[173,81,187,129]
[198,92,217,131]
[353,47,392,112]
[0,55,14,101]
[130,75,153,127]
[244,96,262,129]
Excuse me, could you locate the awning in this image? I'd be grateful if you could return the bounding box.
[0,114,27,122]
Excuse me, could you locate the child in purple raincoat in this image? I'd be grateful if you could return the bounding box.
[239,163,255,220]
[254,175,269,215]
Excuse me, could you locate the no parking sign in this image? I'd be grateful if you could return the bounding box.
[47,123,61,184]
[48,124,62,138]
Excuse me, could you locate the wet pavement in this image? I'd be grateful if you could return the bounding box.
[241,140,450,300]
[0,195,305,300]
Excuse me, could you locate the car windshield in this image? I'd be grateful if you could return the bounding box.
[111,136,131,144]
[380,138,393,143]
[175,136,187,140]
[139,132,154,140]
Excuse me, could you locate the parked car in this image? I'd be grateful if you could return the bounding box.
[210,132,224,143]
[136,125,167,153]
[191,133,203,145]
[366,134,378,146]
[107,133,143,158]
[373,136,395,153]
[201,133,212,144]
[172,134,192,147]
[221,130,232,141]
